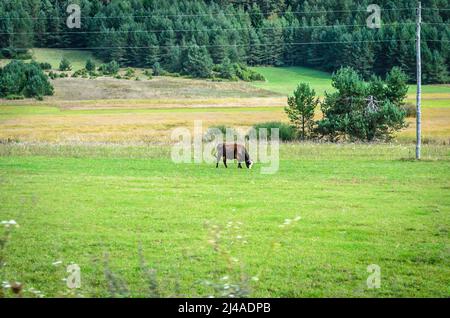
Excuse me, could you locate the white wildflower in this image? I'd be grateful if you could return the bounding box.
[1,220,19,228]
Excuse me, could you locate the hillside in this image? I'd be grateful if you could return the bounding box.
[1,0,449,83]
[252,66,450,97]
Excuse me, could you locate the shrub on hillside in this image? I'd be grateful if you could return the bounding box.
[59,57,72,71]
[39,62,52,70]
[85,59,96,72]
[218,58,237,81]
[124,68,135,79]
[152,62,162,76]
[233,64,265,82]
[72,69,88,78]
[98,61,120,75]
[48,71,58,80]
[0,60,53,99]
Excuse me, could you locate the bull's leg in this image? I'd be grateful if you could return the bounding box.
[223,158,228,168]
[238,162,243,169]
[216,148,223,168]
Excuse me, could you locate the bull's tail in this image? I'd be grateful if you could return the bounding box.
[213,143,224,160]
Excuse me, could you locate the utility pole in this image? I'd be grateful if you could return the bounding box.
[416,1,422,160]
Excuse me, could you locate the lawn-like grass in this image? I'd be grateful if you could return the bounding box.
[30,48,103,71]
[251,66,450,98]
[0,49,102,71]
[251,67,334,96]
[0,143,449,297]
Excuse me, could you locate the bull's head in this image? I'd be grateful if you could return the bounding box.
[245,160,253,169]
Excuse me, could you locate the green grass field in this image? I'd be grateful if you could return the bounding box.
[0,48,102,71]
[0,143,449,297]
[0,54,449,298]
[252,66,450,97]
[31,48,103,71]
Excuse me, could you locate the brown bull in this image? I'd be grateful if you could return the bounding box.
[216,143,253,169]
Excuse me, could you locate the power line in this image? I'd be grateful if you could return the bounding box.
[422,8,450,11]
[0,7,418,21]
[0,22,417,36]
[7,39,424,51]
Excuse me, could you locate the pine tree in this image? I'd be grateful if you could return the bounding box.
[427,51,449,84]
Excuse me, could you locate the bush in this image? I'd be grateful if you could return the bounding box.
[250,122,297,142]
[72,69,88,78]
[39,62,52,70]
[403,103,417,118]
[59,57,72,71]
[143,69,153,79]
[48,71,58,80]
[0,60,53,99]
[231,64,265,82]
[152,62,162,76]
[203,125,239,142]
[98,61,120,75]
[124,68,135,78]
[218,58,237,80]
[85,59,96,72]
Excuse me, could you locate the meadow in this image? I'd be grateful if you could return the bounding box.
[0,53,449,298]
[0,143,449,297]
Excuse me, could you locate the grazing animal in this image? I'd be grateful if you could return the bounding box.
[216,143,253,169]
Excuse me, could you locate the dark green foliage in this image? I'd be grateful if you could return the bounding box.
[0,60,53,99]
[152,62,162,76]
[181,45,213,78]
[48,71,58,80]
[72,69,88,78]
[39,62,52,70]
[425,51,449,84]
[251,122,297,142]
[85,59,96,72]
[0,0,449,83]
[218,58,236,80]
[98,61,120,75]
[285,84,319,140]
[233,64,265,82]
[59,58,71,71]
[124,68,135,79]
[316,67,408,141]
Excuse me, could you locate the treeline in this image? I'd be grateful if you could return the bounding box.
[0,0,449,83]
